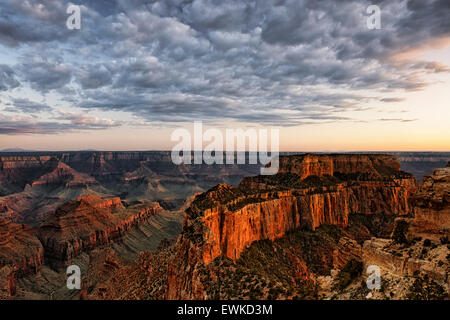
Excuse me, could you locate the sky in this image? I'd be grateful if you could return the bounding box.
[0,0,449,151]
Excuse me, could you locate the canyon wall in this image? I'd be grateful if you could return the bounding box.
[0,218,44,298]
[0,218,44,276]
[165,154,417,298]
[277,154,401,179]
[193,182,414,265]
[30,161,97,188]
[0,193,164,298]
[408,162,450,239]
[361,162,450,295]
[183,155,416,265]
[1,151,438,196]
[0,151,259,190]
[38,195,162,266]
[0,151,260,225]
[0,266,16,298]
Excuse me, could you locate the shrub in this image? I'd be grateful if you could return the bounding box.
[423,239,432,247]
[391,220,409,244]
[407,275,447,300]
[333,259,363,291]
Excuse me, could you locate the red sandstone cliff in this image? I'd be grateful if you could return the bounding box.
[0,152,259,227]
[0,218,43,276]
[165,154,417,298]
[408,162,450,239]
[184,155,415,265]
[38,195,161,266]
[0,218,43,298]
[74,155,448,300]
[360,163,450,297]
[277,154,402,180]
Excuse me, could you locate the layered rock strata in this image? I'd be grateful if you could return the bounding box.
[0,218,44,298]
[185,154,416,264]
[333,237,362,270]
[165,154,417,298]
[0,218,43,276]
[361,162,449,295]
[408,162,450,239]
[38,195,161,266]
[31,161,97,188]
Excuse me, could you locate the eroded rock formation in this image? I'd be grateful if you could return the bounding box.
[333,237,362,270]
[0,218,43,276]
[182,155,416,264]
[4,153,447,300]
[38,195,161,266]
[360,163,449,298]
[165,154,417,298]
[408,162,450,239]
[0,152,259,226]
[0,218,43,298]
[31,160,97,188]
[277,154,402,180]
[362,238,448,285]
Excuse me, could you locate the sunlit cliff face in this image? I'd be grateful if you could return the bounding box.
[0,0,449,151]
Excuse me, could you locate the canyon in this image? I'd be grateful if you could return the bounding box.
[0,152,449,300]
[38,195,162,267]
[216,155,414,260]
[162,154,419,299]
[0,218,44,276]
[0,151,445,225]
[0,218,44,298]
[0,151,259,225]
[358,162,450,299]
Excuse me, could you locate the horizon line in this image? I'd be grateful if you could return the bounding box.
[1,149,450,153]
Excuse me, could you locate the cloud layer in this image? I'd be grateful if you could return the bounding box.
[0,0,449,134]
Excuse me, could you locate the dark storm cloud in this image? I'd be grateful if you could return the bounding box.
[0,0,449,130]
